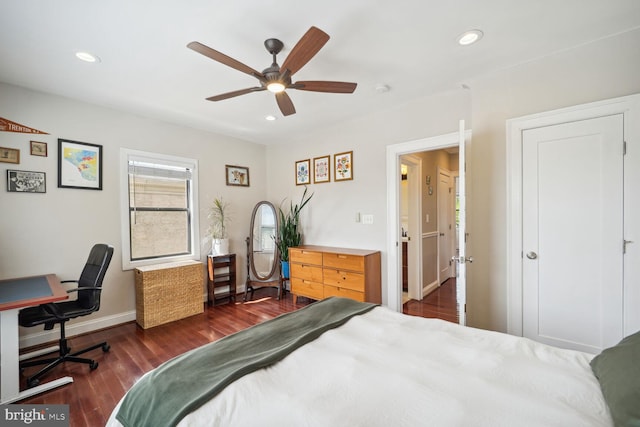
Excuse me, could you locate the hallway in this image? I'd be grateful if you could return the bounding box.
[402,278,459,323]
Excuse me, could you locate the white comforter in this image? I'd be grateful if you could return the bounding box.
[107,306,612,426]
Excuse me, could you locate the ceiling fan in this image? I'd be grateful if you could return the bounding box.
[187,26,357,116]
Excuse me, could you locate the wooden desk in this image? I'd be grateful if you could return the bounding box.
[0,274,71,403]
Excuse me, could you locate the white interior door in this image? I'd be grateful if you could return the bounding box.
[455,120,468,326]
[402,155,422,301]
[438,169,453,283]
[522,114,624,353]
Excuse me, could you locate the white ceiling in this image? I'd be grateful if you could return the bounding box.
[2,1,639,145]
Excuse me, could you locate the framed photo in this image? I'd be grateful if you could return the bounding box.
[313,155,330,184]
[334,151,353,181]
[295,159,310,185]
[7,169,46,193]
[0,147,20,164]
[225,165,250,187]
[30,140,48,157]
[58,139,102,190]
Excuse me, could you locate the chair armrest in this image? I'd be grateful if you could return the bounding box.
[66,286,102,294]
[61,280,79,284]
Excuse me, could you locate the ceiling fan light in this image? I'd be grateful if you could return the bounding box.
[267,82,285,93]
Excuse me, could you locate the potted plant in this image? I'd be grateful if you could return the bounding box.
[275,187,313,278]
[208,197,231,255]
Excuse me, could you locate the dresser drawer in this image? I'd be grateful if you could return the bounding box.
[289,248,323,265]
[290,278,324,300]
[323,269,365,292]
[290,263,323,282]
[324,285,365,302]
[323,252,365,272]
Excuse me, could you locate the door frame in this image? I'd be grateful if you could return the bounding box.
[386,129,472,312]
[506,93,640,336]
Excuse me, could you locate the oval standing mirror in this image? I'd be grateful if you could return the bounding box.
[245,201,281,301]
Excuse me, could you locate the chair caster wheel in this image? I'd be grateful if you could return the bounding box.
[90,361,98,370]
[102,344,110,352]
[27,379,40,388]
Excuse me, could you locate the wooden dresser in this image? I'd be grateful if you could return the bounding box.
[289,245,381,304]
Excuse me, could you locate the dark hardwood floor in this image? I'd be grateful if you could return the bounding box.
[403,277,459,323]
[18,285,457,426]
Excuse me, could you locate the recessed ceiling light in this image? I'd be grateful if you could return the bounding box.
[457,30,483,46]
[265,115,277,121]
[375,84,390,94]
[75,51,101,63]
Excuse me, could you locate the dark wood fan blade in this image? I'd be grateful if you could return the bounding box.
[188,41,265,80]
[293,81,357,93]
[276,92,296,116]
[207,87,265,102]
[280,27,330,76]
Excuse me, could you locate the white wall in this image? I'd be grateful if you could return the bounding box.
[466,28,640,332]
[3,27,640,347]
[265,90,472,306]
[266,28,640,332]
[0,83,267,346]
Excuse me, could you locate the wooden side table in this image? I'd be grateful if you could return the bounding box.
[207,254,236,305]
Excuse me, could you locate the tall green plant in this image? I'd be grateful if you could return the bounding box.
[208,197,231,239]
[276,187,313,262]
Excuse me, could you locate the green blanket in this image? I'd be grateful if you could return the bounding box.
[116,297,377,427]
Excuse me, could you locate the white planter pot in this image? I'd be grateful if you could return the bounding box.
[211,238,230,256]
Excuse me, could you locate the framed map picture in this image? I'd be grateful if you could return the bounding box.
[58,139,103,190]
[334,151,353,181]
[313,155,330,183]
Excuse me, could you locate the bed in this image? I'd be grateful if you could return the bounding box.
[107,297,639,427]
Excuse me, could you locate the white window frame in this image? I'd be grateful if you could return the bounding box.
[120,148,200,270]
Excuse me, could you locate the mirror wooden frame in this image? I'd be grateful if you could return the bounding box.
[245,201,282,301]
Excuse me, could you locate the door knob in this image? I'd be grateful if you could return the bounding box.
[451,256,473,264]
[526,251,538,260]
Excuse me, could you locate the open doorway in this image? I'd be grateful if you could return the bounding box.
[399,149,458,302]
[386,127,471,323]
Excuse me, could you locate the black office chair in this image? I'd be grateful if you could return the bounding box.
[19,243,114,388]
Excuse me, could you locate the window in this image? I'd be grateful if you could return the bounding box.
[120,149,199,269]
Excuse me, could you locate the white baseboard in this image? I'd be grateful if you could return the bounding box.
[422,280,439,297]
[19,310,137,349]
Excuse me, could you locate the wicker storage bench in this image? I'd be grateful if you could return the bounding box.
[134,260,204,329]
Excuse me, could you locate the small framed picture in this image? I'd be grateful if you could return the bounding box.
[295,159,310,185]
[225,165,250,187]
[334,151,353,181]
[313,155,330,184]
[30,140,48,157]
[7,169,46,193]
[58,139,102,190]
[0,147,20,164]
